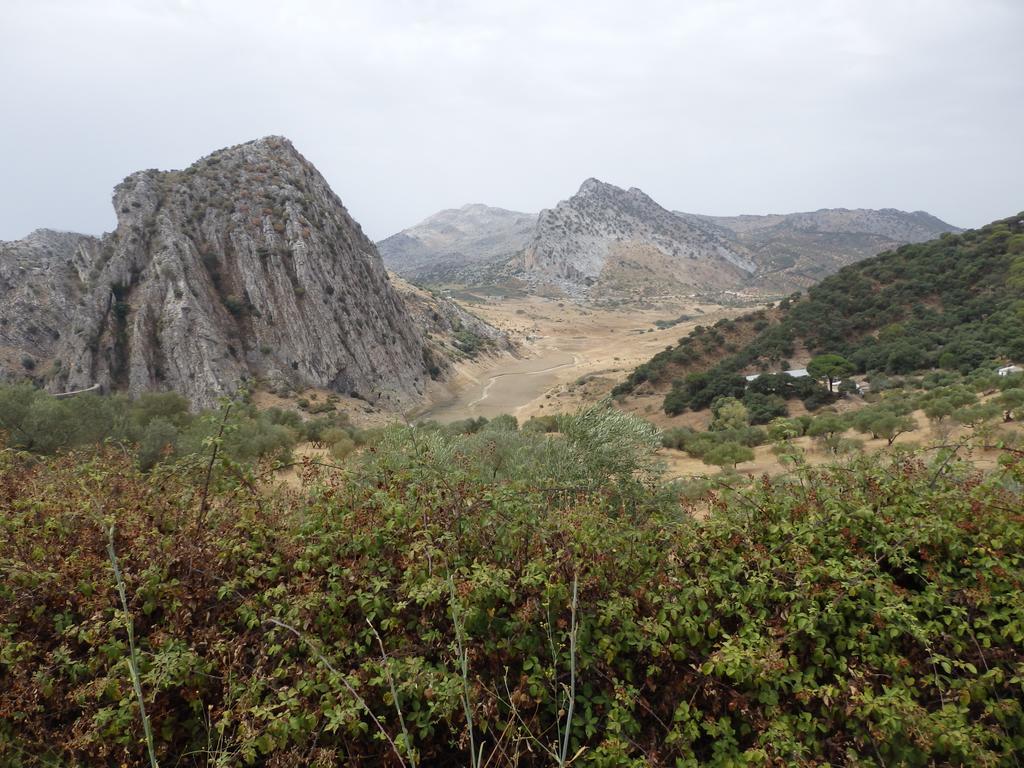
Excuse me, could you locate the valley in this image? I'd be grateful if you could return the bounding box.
[1,142,1020,768]
[4,2,1022,764]
[417,294,749,422]
[412,287,1023,480]
[0,130,1019,768]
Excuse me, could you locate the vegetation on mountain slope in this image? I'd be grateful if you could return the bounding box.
[660,368,1024,472]
[2,401,1023,766]
[616,212,1024,415]
[0,384,372,471]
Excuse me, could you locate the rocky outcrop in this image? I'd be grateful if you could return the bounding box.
[378,204,537,283]
[0,137,510,409]
[0,230,100,380]
[388,274,515,367]
[521,179,755,298]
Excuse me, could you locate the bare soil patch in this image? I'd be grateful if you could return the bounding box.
[416,295,750,422]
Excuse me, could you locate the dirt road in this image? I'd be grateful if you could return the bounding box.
[418,295,745,423]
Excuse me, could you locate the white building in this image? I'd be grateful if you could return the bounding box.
[997,364,1023,377]
[744,368,810,383]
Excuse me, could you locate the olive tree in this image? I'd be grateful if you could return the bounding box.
[808,354,855,393]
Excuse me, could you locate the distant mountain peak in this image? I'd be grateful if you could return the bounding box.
[215,134,299,159]
[521,179,755,295]
[378,181,962,303]
[576,177,619,195]
[378,204,538,281]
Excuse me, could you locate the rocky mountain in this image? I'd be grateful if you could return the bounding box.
[0,137,507,409]
[381,181,958,301]
[679,208,960,291]
[388,273,513,365]
[378,204,536,283]
[520,178,756,299]
[0,230,100,380]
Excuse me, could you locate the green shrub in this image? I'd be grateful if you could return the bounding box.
[702,441,754,469]
[709,396,748,431]
[137,416,179,471]
[329,436,356,460]
[222,294,245,317]
[3,432,1021,765]
[742,391,788,424]
[522,414,559,433]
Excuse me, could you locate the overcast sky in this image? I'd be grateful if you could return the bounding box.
[1,0,1021,241]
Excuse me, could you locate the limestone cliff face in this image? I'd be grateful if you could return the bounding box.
[0,230,100,379]
[3,137,439,409]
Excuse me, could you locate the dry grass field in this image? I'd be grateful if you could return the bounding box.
[418,294,750,422]
[414,294,1023,480]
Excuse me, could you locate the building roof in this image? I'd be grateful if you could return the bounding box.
[744,368,810,383]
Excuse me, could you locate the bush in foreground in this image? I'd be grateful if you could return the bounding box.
[0,415,1022,765]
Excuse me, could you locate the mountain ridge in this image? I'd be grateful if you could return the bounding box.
[379,183,960,298]
[520,178,755,298]
[377,203,536,282]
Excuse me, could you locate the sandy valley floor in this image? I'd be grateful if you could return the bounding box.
[418,295,749,423]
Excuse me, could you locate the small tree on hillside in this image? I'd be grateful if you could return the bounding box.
[922,398,953,423]
[871,413,918,446]
[808,413,849,454]
[709,397,748,431]
[767,416,801,443]
[808,354,855,393]
[924,398,956,437]
[998,388,1024,421]
[807,413,847,440]
[952,402,1002,431]
[703,442,754,471]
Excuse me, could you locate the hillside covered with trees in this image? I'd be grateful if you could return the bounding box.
[615,212,1024,416]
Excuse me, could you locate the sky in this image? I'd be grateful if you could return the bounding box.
[1,0,1022,242]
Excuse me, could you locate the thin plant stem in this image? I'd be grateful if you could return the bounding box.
[264,617,407,768]
[448,576,479,768]
[198,402,231,525]
[558,571,578,767]
[366,618,416,767]
[107,526,159,768]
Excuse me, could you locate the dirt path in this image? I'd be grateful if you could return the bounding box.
[423,349,580,421]
[418,295,747,423]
